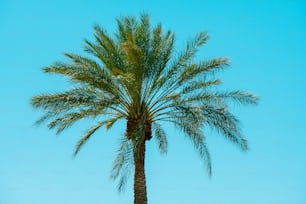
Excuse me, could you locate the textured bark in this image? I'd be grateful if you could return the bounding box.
[145,120,152,140]
[126,117,151,204]
[126,118,152,140]
[133,140,148,204]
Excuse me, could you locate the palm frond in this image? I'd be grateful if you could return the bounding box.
[160,32,210,89]
[219,90,259,105]
[152,123,168,154]
[64,53,103,72]
[31,88,119,122]
[31,87,101,111]
[74,121,106,156]
[105,114,124,130]
[180,79,222,95]
[172,118,212,176]
[177,58,229,85]
[142,29,175,104]
[44,62,114,93]
[196,141,212,176]
[47,111,92,134]
[110,137,134,192]
[203,106,248,151]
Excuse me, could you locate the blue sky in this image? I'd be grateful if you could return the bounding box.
[1,0,306,203]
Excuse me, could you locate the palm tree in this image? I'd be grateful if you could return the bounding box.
[31,14,258,204]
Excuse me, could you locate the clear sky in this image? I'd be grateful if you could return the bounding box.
[1,0,306,204]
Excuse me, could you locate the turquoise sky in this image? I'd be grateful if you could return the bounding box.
[1,0,306,204]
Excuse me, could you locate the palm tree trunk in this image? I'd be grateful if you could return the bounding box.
[133,139,148,204]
